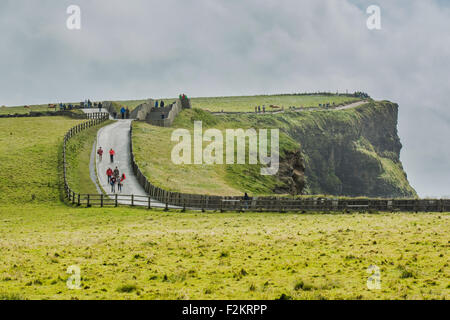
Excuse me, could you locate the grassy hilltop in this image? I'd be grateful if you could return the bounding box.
[0,97,447,300]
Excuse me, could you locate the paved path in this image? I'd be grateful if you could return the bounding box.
[95,120,173,207]
[333,100,368,110]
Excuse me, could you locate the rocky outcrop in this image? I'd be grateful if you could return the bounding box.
[274,150,305,195]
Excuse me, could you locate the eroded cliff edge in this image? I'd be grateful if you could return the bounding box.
[275,100,417,198]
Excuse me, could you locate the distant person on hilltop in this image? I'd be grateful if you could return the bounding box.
[98,102,103,113]
[120,107,126,119]
[160,100,165,108]
[109,148,116,163]
[125,107,130,119]
[155,100,159,109]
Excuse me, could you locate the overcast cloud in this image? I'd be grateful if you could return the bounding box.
[0,0,449,197]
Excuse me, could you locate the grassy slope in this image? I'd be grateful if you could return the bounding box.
[132,109,298,196]
[0,117,83,205]
[65,121,113,195]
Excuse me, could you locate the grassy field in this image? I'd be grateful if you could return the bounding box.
[0,205,448,300]
[0,104,59,115]
[189,94,361,113]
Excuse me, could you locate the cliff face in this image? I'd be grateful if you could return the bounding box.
[278,101,417,198]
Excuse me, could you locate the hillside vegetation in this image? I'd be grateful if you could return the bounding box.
[0,117,83,205]
[132,109,299,196]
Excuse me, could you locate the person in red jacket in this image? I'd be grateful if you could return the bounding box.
[109,148,115,163]
[106,168,113,183]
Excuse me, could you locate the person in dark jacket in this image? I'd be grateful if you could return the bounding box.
[113,167,120,180]
[160,100,165,108]
[110,176,116,193]
[243,193,250,210]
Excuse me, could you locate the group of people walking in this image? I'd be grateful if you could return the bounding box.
[97,147,126,193]
[106,167,126,193]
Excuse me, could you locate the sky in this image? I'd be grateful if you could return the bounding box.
[0,0,449,197]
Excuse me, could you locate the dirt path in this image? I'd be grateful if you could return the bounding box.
[211,100,368,115]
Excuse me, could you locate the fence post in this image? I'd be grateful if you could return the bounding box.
[182,199,186,212]
[77,194,81,206]
[72,191,75,205]
[101,194,103,207]
[115,194,118,207]
[87,194,90,207]
[148,196,151,209]
[131,194,134,206]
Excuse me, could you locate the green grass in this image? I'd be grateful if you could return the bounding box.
[132,109,298,196]
[65,121,114,194]
[0,104,57,115]
[189,94,361,113]
[0,117,83,205]
[0,205,448,300]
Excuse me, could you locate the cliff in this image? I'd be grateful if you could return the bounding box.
[275,101,416,197]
